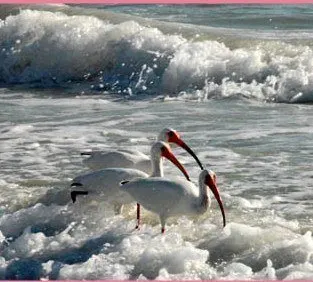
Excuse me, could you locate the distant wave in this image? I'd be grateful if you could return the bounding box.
[1,5,313,103]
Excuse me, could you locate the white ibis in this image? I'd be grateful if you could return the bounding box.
[71,141,191,226]
[120,169,226,233]
[80,128,203,173]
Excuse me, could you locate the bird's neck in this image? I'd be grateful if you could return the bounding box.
[198,179,209,214]
[150,156,164,177]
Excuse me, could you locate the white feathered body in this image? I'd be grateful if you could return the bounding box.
[82,149,151,173]
[72,168,148,205]
[121,177,208,218]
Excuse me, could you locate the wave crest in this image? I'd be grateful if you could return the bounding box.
[1,8,313,103]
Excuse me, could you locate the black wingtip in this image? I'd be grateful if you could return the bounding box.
[81,152,92,156]
[120,180,129,185]
[71,191,88,203]
[71,182,83,187]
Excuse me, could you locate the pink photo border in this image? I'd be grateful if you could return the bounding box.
[0,0,312,282]
[1,0,313,4]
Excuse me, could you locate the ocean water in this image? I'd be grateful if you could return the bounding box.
[0,4,313,280]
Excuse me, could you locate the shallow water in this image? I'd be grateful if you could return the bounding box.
[1,88,313,279]
[0,4,313,280]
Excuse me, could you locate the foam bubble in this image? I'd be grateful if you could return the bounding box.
[223,262,253,279]
[59,253,133,280]
[0,203,69,238]
[118,233,210,279]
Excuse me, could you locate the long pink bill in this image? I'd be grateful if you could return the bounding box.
[161,145,190,181]
[206,173,226,228]
[168,132,204,170]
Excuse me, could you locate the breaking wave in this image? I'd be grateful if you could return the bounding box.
[1,5,313,103]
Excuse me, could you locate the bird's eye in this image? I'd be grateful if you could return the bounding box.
[168,131,175,137]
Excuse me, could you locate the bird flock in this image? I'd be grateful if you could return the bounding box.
[70,128,226,233]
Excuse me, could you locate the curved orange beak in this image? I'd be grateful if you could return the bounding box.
[167,131,204,170]
[161,145,190,181]
[206,172,226,228]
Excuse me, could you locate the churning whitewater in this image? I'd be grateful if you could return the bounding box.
[1,5,313,102]
[0,4,313,280]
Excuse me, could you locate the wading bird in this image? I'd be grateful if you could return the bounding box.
[80,128,203,173]
[120,169,226,233]
[71,141,193,228]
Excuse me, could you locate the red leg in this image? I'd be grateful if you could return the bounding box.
[160,216,166,234]
[135,203,140,229]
